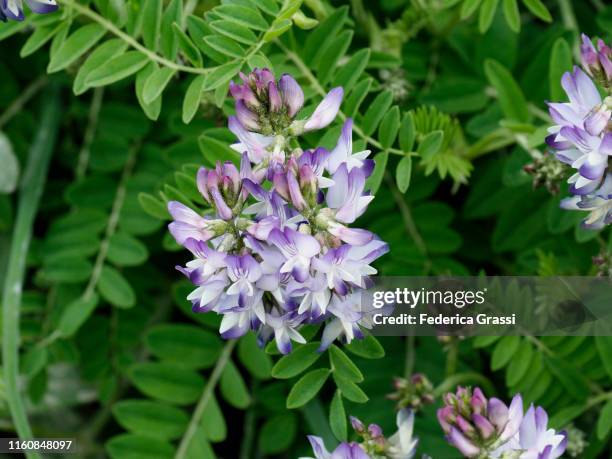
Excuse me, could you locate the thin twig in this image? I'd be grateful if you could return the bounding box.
[0,76,48,130]
[75,87,104,180]
[175,340,237,459]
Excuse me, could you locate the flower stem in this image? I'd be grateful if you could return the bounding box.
[175,340,237,459]
[1,85,61,459]
[0,75,47,130]
[75,87,104,180]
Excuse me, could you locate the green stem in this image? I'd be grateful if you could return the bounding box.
[0,76,47,130]
[1,86,61,459]
[175,340,236,459]
[404,334,415,378]
[59,0,267,76]
[75,87,104,180]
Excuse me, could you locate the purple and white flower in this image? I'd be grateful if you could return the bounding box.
[1,0,57,21]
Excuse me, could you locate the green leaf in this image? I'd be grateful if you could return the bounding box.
[73,39,127,95]
[544,355,590,401]
[332,373,368,403]
[136,63,163,121]
[20,22,64,57]
[271,342,322,379]
[182,75,206,124]
[42,256,93,283]
[143,67,176,104]
[522,0,552,22]
[506,340,533,386]
[199,134,241,164]
[0,132,19,194]
[129,362,204,405]
[86,51,149,88]
[263,18,293,42]
[502,0,520,32]
[47,24,106,73]
[595,335,612,380]
[106,434,174,459]
[203,35,245,59]
[22,346,48,377]
[238,333,272,380]
[57,294,99,338]
[145,324,221,369]
[484,59,530,122]
[303,6,348,66]
[286,368,330,409]
[332,48,370,93]
[141,0,163,51]
[107,232,148,267]
[417,130,444,160]
[491,335,521,370]
[362,90,394,136]
[112,400,188,440]
[316,30,353,84]
[461,0,483,18]
[396,156,412,194]
[172,23,202,67]
[209,20,257,45]
[160,0,182,60]
[379,106,400,149]
[329,345,363,382]
[399,112,416,152]
[365,151,388,195]
[214,4,269,31]
[329,390,347,441]
[203,61,242,91]
[97,265,136,308]
[597,400,612,440]
[138,192,169,219]
[258,413,297,454]
[549,38,572,101]
[345,335,385,359]
[220,360,251,408]
[201,394,226,442]
[479,0,499,33]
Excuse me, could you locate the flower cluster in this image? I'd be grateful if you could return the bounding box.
[0,0,57,21]
[438,387,567,459]
[303,409,420,459]
[546,34,612,229]
[387,373,435,412]
[169,69,387,354]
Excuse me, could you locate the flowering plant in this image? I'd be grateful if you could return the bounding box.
[168,69,388,353]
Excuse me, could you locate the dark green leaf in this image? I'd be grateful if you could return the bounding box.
[286,368,330,409]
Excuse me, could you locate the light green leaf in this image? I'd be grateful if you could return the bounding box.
[549,38,572,101]
[597,400,612,440]
[138,192,169,219]
[107,232,148,266]
[417,130,444,160]
[502,0,520,32]
[86,51,149,87]
[333,373,368,403]
[379,106,401,149]
[220,359,251,408]
[47,24,106,73]
[332,48,370,93]
[271,342,322,379]
[203,61,242,91]
[258,413,297,454]
[329,345,363,382]
[73,39,127,95]
[172,23,202,67]
[362,90,394,136]
[106,434,174,459]
[345,335,385,359]
[97,265,136,308]
[112,400,188,440]
[365,151,388,195]
[145,324,221,369]
[238,333,272,380]
[399,112,416,152]
[129,362,204,405]
[203,35,244,59]
[479,0,499,33]
[143,67,176,104]
[484,59,530,122]
[329,390,347,441]
[461,0,483,18]
[160,0,182,60]
[522,0,552,22]
[396,156,412,194]
[141,0,163,51]
[57,294,99,338]
[136,63,162,121]
[209,20,257,45]
[286,368,330,409]
[491,335,521,370]
[214,4,269,31]
[316,30,353,84]
[263,18,293,42]
[20,21,64,57]
[182,75,206,124]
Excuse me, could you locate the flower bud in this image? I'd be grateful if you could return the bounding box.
[580,34,612,87]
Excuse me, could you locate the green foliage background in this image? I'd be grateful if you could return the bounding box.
[0,0,611,458]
